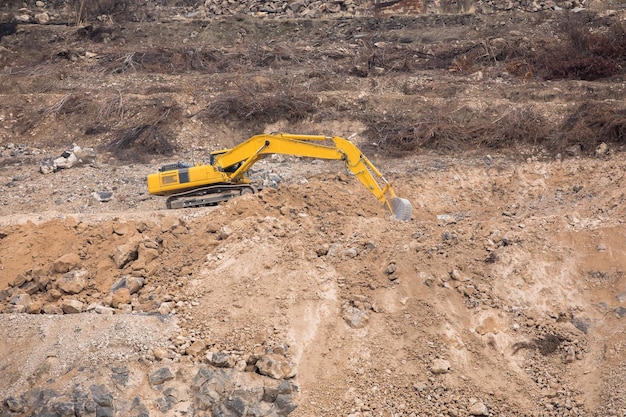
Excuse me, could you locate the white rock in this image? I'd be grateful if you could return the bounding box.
[431,358,451,374]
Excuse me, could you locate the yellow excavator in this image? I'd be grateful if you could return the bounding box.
[146,133,412,220]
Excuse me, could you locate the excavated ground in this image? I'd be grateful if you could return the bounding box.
[1,2,626,417]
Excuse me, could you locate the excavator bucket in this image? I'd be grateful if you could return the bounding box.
[390,197,413,221]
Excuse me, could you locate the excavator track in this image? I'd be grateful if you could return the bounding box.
[165,184,255,209]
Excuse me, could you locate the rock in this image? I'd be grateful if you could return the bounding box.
[36,0,45,7]
[153,347,168,361]
[206,351,235,368]
[5,396,23,412]
[158,302,174,315]
[39,157,55,174]
[43,304,63,314]
[431,358,451,374]
[53,253,81,273]
[111,288,131,307]
[54,151,78,170]
[595,142,609,156]
[10,292,32,307]
[149,367,175,386]
[111,276,144,295]
[186,340,207,357]
[469,401,489,416]
[90,385,113,407]
[93,191,113,203]
[61,299,83,314]
[255,354,295,379]
[565,143,582,157]
[57,269,88,294]
[72,145,97,164]
[126,276,144,294]
[112,239,140,269]
[14,14,31,23]
[95,305,115,315]
[342,305,369,328]
[34,12,50,23]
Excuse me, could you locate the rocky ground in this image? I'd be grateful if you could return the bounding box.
[1,1,626,417]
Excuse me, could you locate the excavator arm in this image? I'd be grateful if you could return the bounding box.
[211,133,411,220]
[147,133,412,220]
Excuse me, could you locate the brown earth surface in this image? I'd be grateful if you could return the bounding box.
[1,2,626,417]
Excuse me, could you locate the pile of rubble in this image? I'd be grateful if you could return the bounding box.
[4,0,595,25]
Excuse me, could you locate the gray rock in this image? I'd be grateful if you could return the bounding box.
[111,367,130,387]
[52,400,75,417]
[92,191,113,203]
[90,385,113,407]
[149,367,175,386]
[206,351,235,368]
[111,276,143,294]
[5,396,24,412]
[39,157,55,174]
[342,305,369,329]
[96,405,114,417]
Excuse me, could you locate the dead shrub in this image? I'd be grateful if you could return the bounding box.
[102,47,223,74]
[536,14,626,80]
[107,124,174,161]
[554,101,626,154]
[361,105,551,156]
[43,94,89,116]
[449,54,475,74]
[203,89,317,125]
[68,0,145,24]
[105,105,179,162]
[505,59,533,79]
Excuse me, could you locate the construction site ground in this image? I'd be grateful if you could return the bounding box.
[1,2,626,416]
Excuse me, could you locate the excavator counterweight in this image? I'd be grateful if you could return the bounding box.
[146,133,412,220]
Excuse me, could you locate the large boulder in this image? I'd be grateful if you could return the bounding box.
[56,269,88,294]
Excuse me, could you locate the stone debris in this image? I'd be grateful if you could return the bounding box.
[39,145,97,174]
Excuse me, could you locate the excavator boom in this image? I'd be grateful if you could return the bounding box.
[147,133,412,220]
